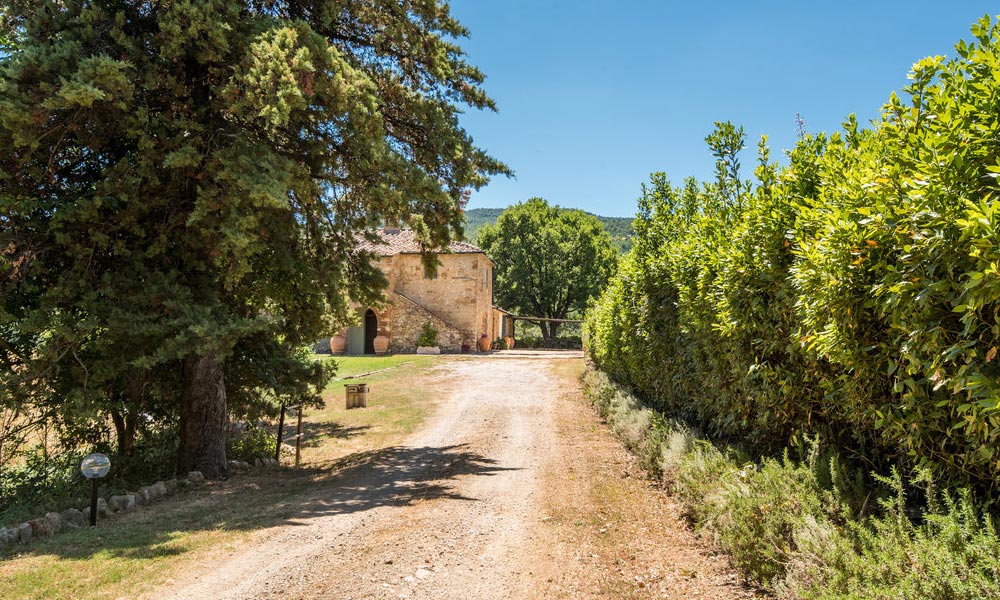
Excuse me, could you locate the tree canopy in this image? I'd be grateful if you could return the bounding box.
[477,198,617,338]
[0,0,507,477]
[464,207,634,253]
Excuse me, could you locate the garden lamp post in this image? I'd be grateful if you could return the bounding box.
[80,453,110,526]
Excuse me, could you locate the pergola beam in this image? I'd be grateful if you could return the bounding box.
[508,316,583,324]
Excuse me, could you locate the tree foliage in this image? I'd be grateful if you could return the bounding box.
[0,0,507,476]
[586,16,1000,495]
[465,207,634,253]
[478,198,617,338]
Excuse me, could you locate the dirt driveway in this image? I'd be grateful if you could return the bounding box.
[152,353,757,599]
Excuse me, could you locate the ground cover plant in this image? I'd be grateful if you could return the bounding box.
[582,368,1000,599]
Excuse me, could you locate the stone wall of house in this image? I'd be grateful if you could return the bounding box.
[474,258,493,346]
[387,292,465,353]
[325,251,496,355]
[380,253,494,351]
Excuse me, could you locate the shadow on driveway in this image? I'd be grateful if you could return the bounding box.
[295,421,372,448]
[7,444,514,561]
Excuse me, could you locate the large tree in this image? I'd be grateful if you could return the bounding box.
[477,199,617,339]
[0,0,507,477]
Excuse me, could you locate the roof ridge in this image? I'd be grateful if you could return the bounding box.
[356,228,486,256]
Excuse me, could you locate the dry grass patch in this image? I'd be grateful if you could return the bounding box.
[297,354,440,464]
[0,355,449,600]
[530,360,761,600]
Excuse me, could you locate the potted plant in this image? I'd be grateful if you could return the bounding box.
[416,322,440,355]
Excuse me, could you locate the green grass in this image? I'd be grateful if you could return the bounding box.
[310,354,433,381]
[0,481,277,599]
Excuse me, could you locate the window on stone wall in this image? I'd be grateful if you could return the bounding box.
[423,263,438,279]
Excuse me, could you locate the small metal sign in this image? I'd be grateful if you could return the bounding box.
[80,453,111,479]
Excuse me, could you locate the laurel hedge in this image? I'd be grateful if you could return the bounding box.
[585,16,1000,495]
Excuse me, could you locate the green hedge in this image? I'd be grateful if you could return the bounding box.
[585,16,1000,495]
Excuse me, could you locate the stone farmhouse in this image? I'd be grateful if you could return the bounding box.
[330,227,513,355]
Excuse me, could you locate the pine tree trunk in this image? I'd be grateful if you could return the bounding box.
[177,352,228,478]
[111,375,145,458]
[110,410,137,458]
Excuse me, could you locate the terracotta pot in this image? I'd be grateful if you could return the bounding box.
[329,334,346,355]
[504,336,515,350]
[477,334,491,352]
[373,335,389,355]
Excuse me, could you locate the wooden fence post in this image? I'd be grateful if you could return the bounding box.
[275,404,286,463]
[295,407,303,466]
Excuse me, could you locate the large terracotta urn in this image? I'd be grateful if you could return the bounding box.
[329,333,347,355]
[373,335,389,355]
[504,336,515,350]
[478,334,491,352]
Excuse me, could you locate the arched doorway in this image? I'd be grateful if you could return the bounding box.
[363,309,378,355]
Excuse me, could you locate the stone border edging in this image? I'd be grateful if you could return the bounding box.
[333,362,413,381]
[0,456,281,552]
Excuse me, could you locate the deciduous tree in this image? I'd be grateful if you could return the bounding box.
[477,199,617,339]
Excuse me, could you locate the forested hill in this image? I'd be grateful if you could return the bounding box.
[464,207,634,253]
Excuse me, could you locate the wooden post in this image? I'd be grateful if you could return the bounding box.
[275,404,286,463]
[295,407,303,466]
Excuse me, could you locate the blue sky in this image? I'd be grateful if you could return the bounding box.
[450,1,995,218]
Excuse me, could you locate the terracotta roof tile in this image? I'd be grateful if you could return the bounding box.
[357,228,485,257]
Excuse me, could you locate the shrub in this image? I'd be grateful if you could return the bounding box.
[0,448,86,525]
[512,334,581,349]
[584,16,1000,495]
[110,427,180,489]
[516,335,543,349]
[417,322,438,347]
[227,426,276,463]
[782,472,1000,600]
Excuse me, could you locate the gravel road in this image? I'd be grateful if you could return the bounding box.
[157,354,569,599]
[153,352,756,600]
